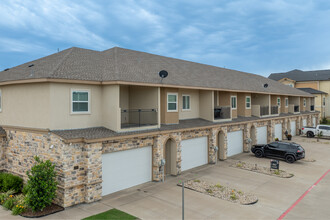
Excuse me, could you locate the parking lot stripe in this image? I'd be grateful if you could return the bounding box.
[278,169,330,220]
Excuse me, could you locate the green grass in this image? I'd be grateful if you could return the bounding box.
[82,209,137,220]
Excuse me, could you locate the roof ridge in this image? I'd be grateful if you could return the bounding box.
[49,47,75,78]
[114,47,119,80]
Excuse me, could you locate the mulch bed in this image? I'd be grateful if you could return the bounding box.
[20,203,64,218]
[178,179,258,205]
[231,161,294,178]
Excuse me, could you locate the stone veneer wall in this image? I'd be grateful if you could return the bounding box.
[0,113,320,208]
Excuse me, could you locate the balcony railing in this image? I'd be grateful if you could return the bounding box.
[121,109,158,129]
[271,106,279,115]
[294,105,299,113]
[260,106,269,116]
[214,106,231,120]
[310,105,315,111]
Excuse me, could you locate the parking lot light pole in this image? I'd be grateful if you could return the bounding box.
[182,181,184,220]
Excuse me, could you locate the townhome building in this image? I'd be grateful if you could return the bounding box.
[0,47,318,207]
[269,69,330,119]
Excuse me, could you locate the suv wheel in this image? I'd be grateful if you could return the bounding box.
[255,150,263,158]
[285,155,296,163]
[307,131,314,138]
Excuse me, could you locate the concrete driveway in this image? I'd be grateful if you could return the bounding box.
[1,136,330,220]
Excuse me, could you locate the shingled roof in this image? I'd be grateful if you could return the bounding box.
[298,88,327,94]
[0,47,311,96]
[269,69,330,82]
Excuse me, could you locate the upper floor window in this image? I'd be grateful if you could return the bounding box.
[323,97,326,107]
[303,98,306,107]
[231,96,237,109]
[71,89,90,113]
[277,97,281,106]
[285,98,289,107]
[167,93,178,112]
[182,95,190,110]
[245,96,251,109]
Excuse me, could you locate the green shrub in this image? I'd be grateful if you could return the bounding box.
[215,184,222,188]
[0,172,23,193]
[26,156,58,212]
[22,184,29,195]
[2,174,23,193]
[320,117,328,124]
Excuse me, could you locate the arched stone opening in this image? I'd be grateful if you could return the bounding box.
[218,131,226,160]
[163,138,177,176]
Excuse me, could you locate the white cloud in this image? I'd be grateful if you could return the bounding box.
[0,0,114,50]
[0,37,50,53]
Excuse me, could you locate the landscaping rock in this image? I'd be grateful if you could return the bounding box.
[232,161,294,178]
[178,179,258,205]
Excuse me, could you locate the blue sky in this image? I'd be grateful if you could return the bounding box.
[1,0,330,77]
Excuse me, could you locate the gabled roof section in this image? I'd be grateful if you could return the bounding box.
[269,69,330,82]
[0,47,312,97]
[297,88,327,94]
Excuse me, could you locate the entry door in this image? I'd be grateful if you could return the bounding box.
[313,117,316,127]
[181,137,208,171]
[302,119,307,127]
[290,121,296,136]
[227,130,243,157]
[257,126,268,144]
[275,124,282,140]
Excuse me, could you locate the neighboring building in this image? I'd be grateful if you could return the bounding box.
[269,69,330,118]
[0,47,317,207]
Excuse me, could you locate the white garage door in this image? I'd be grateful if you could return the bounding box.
[275,124,282,140]
[313,117,316,127]
[181,137,208,171]
[102,147,152,196]
[302,119,307,127]
[227,130,243,157]
[290,121,296,136]
[257,126,268,145]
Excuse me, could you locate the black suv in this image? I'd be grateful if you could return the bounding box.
[251,141,305,163]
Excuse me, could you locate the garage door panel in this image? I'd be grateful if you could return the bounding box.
[102,147,152,196]
[275,124,282,140]
[257,126,268,144]
[181,137,208,171]
[227,130,243,157]
[290,121,296,136]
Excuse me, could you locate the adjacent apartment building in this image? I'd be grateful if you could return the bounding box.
[269,69,330,118]
[0,47,318,207]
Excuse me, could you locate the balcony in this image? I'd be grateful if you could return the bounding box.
[121,109,158,129]
[310,105,315,111]
[271,106,279,115]
[294,105,300,113]
[252,105,269,117]
[214,106,231,120]
[260,106,269,116]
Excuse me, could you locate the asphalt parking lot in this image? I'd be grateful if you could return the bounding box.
[1,136,330,220]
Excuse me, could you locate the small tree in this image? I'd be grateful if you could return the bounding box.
[26,156,58,212]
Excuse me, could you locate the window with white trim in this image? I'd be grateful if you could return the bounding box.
[182,95,190,110]
[71,90,90,113]
[167,93,178,112]
[303,98,306,107]
[277,97,281,106]
[285,98,288,107]
[245,96,251,109]
[231,96,237,109]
